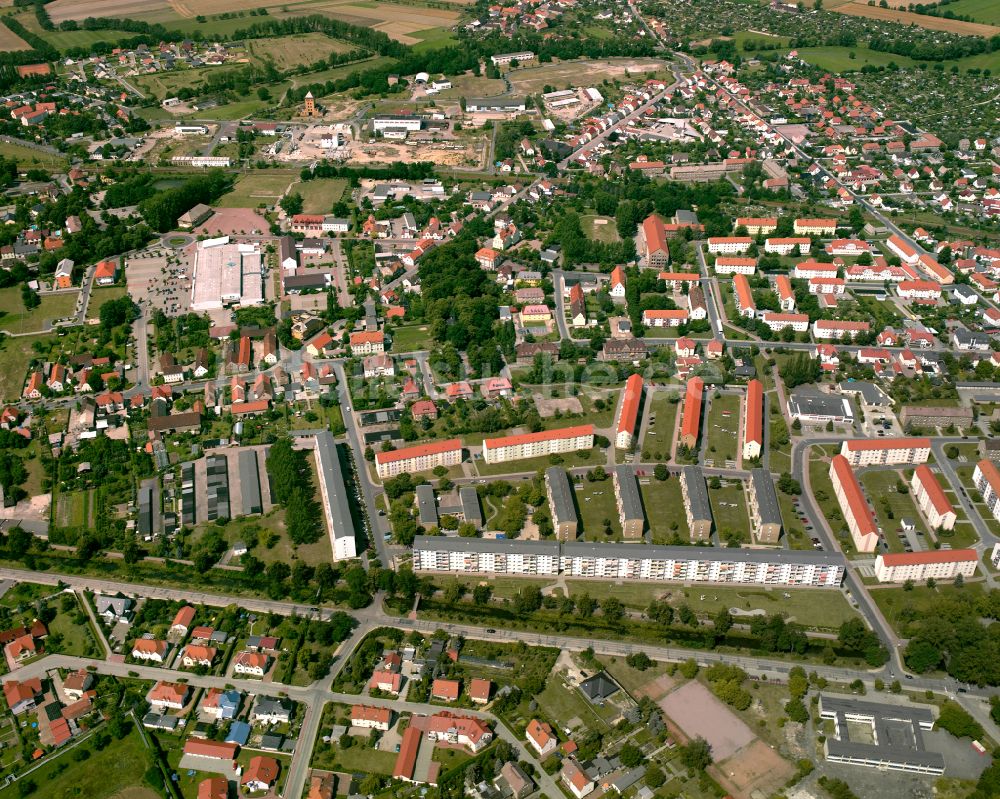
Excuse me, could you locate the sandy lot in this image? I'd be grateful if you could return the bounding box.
[509,58,667,95]
[194,208,268,237]
[712,739,796,799]
[533,395,584,418]
[834,1,1000,35]
[632,672,677,701]
[350,139,486,168]
[657,680,756,761]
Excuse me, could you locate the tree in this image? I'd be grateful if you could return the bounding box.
[645,766,665,788]
[935,701,984,740]
[679,658,699,679]
[713,608,733,635]
[626,652,651,671]
[280,192,303,216]
[513,586,542,615]
[654,463,669,481]
[785,697,809,723]
[619,743,643,768]
[601,597,624,622]
[679,737,712,771]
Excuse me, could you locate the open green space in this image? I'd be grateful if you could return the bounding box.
[25,726,154,799]
[389,324,434,353]
[295,177,349,214]
[641,392,679,460]
[794,43,1000,73]
[870,582,985,637]
[0,332,56,402]
[534,672,612,732]
[704,393,741,465]
[641,476,690,544]
[581,214,620,244]
[55,489,94,531]
[807,445,855,554]
[861,468,929,552]
[216,171,294,208]
[598,653,674,696]
[86,285,128,318]
[708,480,750,543]
[473,447,602,477]
[575,477,622,540]
[934,0,1000,24]
[0,140,66,171]
[411,26,460,52]
[0,287,77,334]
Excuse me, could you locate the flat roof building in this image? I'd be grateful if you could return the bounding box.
[747,468,782,544]
[680,466,712,541]
[613,466,645,539]
[238,449,263,516]
[459,486,482,530]
[314,432,357,560]
[416,484,438,529]
[788,390,854,423]
[545,467,578,541]
[190,238,264,311]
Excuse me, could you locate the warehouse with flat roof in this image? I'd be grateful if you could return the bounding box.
[190,238,264,311]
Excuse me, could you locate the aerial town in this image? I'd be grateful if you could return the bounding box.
[0,0,997,798]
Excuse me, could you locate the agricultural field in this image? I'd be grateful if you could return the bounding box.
[938,0,1000,24]
[0,287,77,334]
[830,0,1000,36]
[247,32,355,71]
[292,0,461,44]
[216,171,294,208]
[0,23,29,50]
[0,140,66,171]
[295,177,349,214]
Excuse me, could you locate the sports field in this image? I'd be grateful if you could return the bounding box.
[216,172,294,208]
[296,177,349,214]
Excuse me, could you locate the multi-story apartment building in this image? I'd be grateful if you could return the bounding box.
[613,465,645,539]
[482,425,593,464]
[615,374,643,449]
[375,438,463,479]
[642,214,670,269]
[715,257,757,275]
[775,275,795,311]
[762,312,810,332]
[764,237,810,256]
[544,467,578,540]
[793,218,838,236]
[680,465,712,541]
[747,467,782,544]
[743,379,763,461]
[314,431,357,560]
[840,438,931,467]
[680,377,704,449]
[707,237,753,255]
[829,454,879,553]
[412,537,845,586]
[812,320,870,340]
[873,550,977,583]
[973,459,1000,522]
[733,273,756,318]
[736,217,778,235]
[909,465,956,531]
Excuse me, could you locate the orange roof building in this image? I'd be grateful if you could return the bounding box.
[615,374,643,449]
[679,377,704,449]
[910,465,956,531]
[374,438,463,479]
[482,425,594,465]
[875,548,977,583]
[742,379,763,461]
[829,454,879,553]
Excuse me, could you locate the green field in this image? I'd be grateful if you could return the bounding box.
[575,477,622,540]
[581,214,620,244]
[0,332,54,402]
[0,286,80,331]
[935,0,1000,24]
[709,480,750,543]
[860,469,928,552]
[474,447,601,477]
[216,172,294,208]
[642,393,679,460]
[641,476,690,543]
[389,324,433,353]
[411,26,460,52]
[704,394,740,465]
[26,727,154,799]
[794,43,1000,73]
[870,582,985,637]
[535,673,613,733]
[55,489,94,530]
[296,177,349,214]
[86,285,128,317]
[0,140,66,171]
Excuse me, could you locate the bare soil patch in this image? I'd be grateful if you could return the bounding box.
[657,680,756,761]
[711,739,796,799]
[835,1,1000,35]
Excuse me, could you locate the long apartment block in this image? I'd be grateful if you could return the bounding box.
[412,536,845,587]
[482,425,594,465]
[840,438,931,467]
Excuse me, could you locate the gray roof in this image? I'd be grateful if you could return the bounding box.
[416,484,438,528]
[545,467,578,528]
[749,468,782,527]
[414,535,560,558]
[614,466,644,522]
[579,671,620,701]
[96,594,132,616]
[459,486,482,528]
[238,449,262,516]
[468,96,526,109]
[314,431,355,548]
[838,381,890,406]
[559,540,845,567]
[681,466,712,523]
[788,390,853,419]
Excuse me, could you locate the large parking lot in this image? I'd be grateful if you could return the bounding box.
[126,247,193,317]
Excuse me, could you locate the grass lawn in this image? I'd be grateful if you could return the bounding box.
[870,582,985,637]
[677,584,861,630]
[247,32,354,70]
[704,394,741,465]
[708,480,750,543]
[0,332,55,402]
[27,727,153,799]
[934,0,1000,24]
[85,285,128,318]
[411,25,460,51]
[0,287,77,333]
[0,140,66,171]
[860,469,929,551]
[389,324,434,353]
[581,214,620,244]
[216,172,295,208]
[641,476,690,543]
[574,477,622,540]
[48,596,100,657]
[794,44,923,71]
[808,445,853,551]
[295,177,349,214]
[55,489,94,530]
[535,673,611,733]
[444,575,559,601]
[328,742,398,774]
[598,653,673,696]
[641,393,679,460]
[474,447,603,477]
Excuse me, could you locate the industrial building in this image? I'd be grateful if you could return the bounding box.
[205,454,230,522]
[416,484,438,529]
[818,696,943,775]
[413,537,845,587]
[314,432,357,561]
[613,466,645,539]
[545,467,578,540]
[679,466,712,541]
[238,450,263,516]
[190,238,264,311]
[747,468,782,544]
